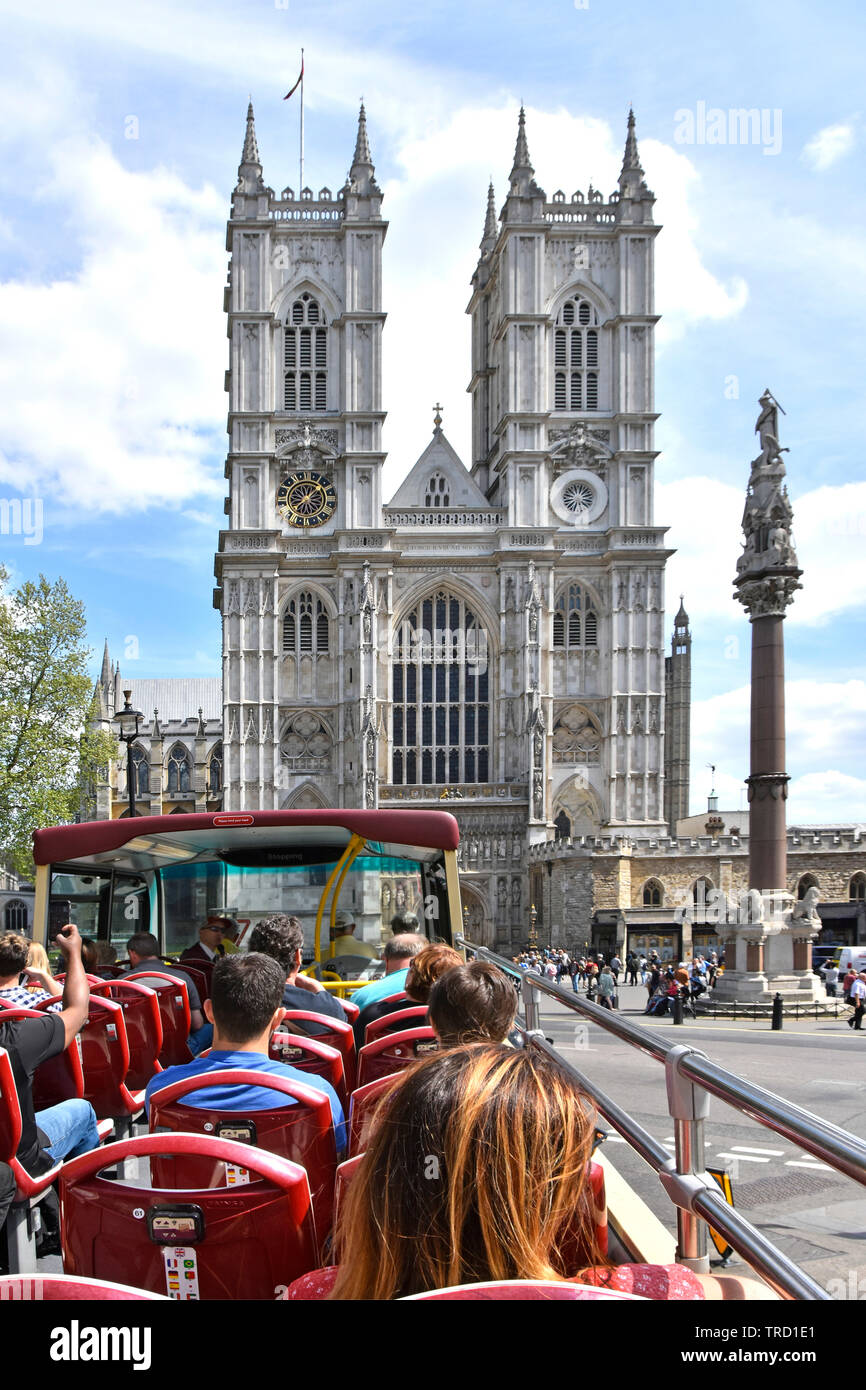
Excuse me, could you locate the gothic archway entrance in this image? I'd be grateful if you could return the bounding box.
[459,881,492,949]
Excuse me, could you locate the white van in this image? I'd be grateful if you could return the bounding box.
[838,947,866,977]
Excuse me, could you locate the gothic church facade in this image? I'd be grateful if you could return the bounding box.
[213,102,690,949]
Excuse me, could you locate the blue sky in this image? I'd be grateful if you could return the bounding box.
[0,0,864,821]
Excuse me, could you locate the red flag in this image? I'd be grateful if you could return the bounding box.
[284,58,304,100]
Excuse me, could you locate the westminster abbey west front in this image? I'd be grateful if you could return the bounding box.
[213,102,691,951]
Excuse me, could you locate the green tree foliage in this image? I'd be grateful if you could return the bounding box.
[0,569,114,876]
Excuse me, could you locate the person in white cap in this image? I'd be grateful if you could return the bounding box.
[330,909,377,961]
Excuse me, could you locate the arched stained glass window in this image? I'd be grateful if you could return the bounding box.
[131,745,150,797]
[167,744,192,794]
[392,590,490,786]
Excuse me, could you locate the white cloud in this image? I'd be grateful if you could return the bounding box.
[802,121,856,171]
[0,133,226,513]
[656,476,866,627]
[690,679,866,822]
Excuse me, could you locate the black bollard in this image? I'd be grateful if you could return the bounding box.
[672,992,684,1025]
[771,992,783,1030]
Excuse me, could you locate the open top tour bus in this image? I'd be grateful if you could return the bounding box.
[31,809,461,975]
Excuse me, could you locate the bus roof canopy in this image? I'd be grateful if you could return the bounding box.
[33,810,460,872]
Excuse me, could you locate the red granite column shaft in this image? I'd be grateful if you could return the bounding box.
[748,614,787,893]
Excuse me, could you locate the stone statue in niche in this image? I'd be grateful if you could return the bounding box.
[533,770,544,818]
[617,577,627,609]
[497,878,508,910]
[633,576,644,610]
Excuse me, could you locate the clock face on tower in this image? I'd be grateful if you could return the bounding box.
[276,470,337,528]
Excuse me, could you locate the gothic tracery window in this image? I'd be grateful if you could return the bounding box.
[553,295,601,412]
[167,743,192,795]
[208,744,223,793]
[284,293,328,412]
[282,591,330,653]
[643,879,663,907]
[392,590,490,786]
[552,585,598,648]
[131,744,150,797]
[849,873,866,902]
[4,899,27,932]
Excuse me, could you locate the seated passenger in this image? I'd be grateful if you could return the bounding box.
[181,918,230,966]
[329,910,378,962]
[248,913,349,1035]
[0,925,100,1176]
[145,953,346,1153]
[122,932,212,1055]
[350,933,428,1016]
[0,933,62,1007]
[351,933,428,1045]
[428,960,517,1047]
[355,944,463,1043]
[284,1045,776,1301]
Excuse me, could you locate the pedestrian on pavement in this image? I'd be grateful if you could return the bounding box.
[848,972,866,1030]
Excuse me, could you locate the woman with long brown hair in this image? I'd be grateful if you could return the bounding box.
[285,1044,775,1300]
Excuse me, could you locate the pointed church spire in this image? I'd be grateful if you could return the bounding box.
[480,181,498,252]
[510,106,534,178]
[235,100,266,199]
[503,106,544,213]
[242,101,261,166]
[99,639,111,687]
[345,101,380,202]
[352,102,372,171]
[620,106,643,176]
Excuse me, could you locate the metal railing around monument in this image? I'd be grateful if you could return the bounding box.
[457,936,866,1301]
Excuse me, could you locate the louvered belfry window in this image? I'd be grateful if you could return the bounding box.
[553,295,600,413]
[392,591,490,786]
[552,585,598,649]
[282,592,330,653]
[284,293,328,412]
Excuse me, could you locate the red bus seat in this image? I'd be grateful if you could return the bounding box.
[281,1011,357,1092]
[91,981,163,1090]
[171,960,211,1005]
[53,994,145,1132]
[0,1046,64,1272]
[270,1032,347,1111]
[364,1005,429,1047]
[332,1152,364,1256]
[59,1132,319,1300]
[0,1004,85,1114]
[356,1026,438,1090]
[347,1073,401,1157]
[148,1069,338,1250]
[125,972,192,1068]
[337,998,360,1024]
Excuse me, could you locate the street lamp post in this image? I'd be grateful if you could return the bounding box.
[113,689,143,819]
[528,902,538,951]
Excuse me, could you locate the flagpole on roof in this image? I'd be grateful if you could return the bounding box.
[300,47,307,195]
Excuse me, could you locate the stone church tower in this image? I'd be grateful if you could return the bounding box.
[214,102,684,948]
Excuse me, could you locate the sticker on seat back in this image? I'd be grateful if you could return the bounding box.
[163,1246,200,1300]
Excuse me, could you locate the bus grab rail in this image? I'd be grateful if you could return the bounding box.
[457,938,865,1300]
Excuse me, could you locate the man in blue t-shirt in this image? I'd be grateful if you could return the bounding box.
[350,933,427,1014]
[145,953,346,1153]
